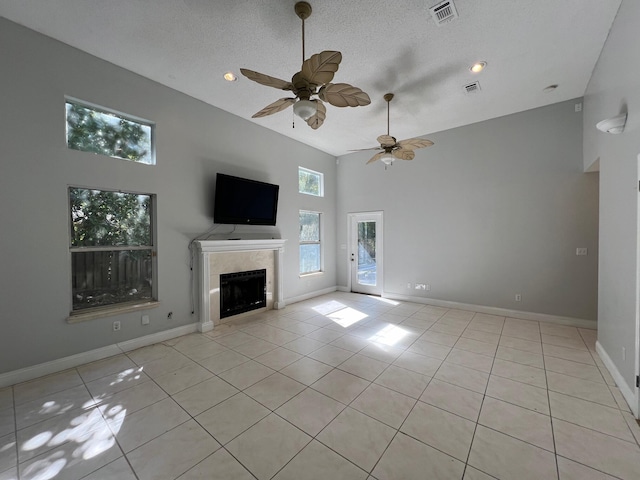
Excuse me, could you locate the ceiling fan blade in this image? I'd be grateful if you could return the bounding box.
[300,51,342,86]
[240,68,293,91]
[251,98,296,118]
[393,148,415,160]
[397,137,434,150]
[318,83,371,107]
[367,152,385,165]
[306,100,327,130]
[349,146,383,152]
[376,135,396,147]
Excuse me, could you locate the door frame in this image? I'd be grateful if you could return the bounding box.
[347,211,384,296]
[636,153,640,418]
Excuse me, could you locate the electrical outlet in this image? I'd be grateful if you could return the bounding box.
[515,294,522,302]
[141,315,150,325]
[167,312,173,320]
[407,283,412,289]
[575,102,582,112]
[576,248,588,256]
[112,321,121,332]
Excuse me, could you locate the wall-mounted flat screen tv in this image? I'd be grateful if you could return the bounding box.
[213,173,279,225]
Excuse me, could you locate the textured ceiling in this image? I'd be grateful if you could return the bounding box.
[0,0,622,157]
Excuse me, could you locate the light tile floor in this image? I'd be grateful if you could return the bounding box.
[1,292,640,479]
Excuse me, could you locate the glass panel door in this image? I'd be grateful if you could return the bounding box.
[357,221,377,287]
[350,212,383,295]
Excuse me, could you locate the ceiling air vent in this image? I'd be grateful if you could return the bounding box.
[429,0,459,25]
[463,81,481,94]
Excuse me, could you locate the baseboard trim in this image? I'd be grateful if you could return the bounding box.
[382,293,597,329]
[117,324,198,352]
[0,324,198,389]
[286,286,338,306]
[596,341,638,417]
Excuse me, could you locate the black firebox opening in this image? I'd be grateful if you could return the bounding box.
[220,269,267,319]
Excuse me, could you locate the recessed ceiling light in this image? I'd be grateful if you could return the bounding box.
[543,84,558,93]
[223,72,237,82]
[470,61,486,73]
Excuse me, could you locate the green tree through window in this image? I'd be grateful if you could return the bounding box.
[299,210,321,274]
[70,189,151,247]
[69,187,155,312]
[299,167,323,196]
[66,101,153,164]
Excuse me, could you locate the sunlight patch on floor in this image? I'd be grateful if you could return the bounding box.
[367,296,400,306]
[312,300,347,315]
[326,307,369,328]
[368,324,409,346]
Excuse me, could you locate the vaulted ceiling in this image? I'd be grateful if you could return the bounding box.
[0,0,622,156]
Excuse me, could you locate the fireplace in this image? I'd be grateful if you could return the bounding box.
[195,239,286,332]
[220,269,267,319]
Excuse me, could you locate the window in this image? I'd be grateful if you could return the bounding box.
[69,187,156,313]
[299,210,322,275]
[298,167,323,197]
[66,99,154,164]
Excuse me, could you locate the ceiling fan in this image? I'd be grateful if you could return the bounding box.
[359,93,434,167]
[240,1,371,129]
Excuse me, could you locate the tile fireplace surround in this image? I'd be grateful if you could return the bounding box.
[195,239,287,332]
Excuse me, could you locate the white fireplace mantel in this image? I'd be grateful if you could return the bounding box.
[195,239,286,332]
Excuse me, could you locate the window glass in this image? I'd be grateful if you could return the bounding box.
[69,187,155,312]
[70,189,151,247]
[298,167,323,197]
[299,210,321,274]
[66,100,154,164]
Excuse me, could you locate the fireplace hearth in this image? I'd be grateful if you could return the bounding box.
[220,269,267,319]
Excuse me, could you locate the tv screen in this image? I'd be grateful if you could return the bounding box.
[213,173,279,225]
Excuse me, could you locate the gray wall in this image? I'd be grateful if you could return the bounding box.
[583,0,639,391]
[0,19,337,374]
[337,99,599,321]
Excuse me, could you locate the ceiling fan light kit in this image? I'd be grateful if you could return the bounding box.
[293,99,317,120]
[380,152,395,166]
[240,1,370,129]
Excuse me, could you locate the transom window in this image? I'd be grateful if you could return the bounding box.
[69,187,156,313]
[298,167,324,197]
[299,210,322,275]
[66,99,154,164]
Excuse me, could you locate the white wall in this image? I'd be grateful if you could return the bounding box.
[0,19,337,374]
[583,0,639,396]
[337,99,599,321]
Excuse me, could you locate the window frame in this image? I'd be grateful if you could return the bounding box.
[299,209,323,276]
[65,96,156,165]
[298,167,324,197]
[67,185,158,321]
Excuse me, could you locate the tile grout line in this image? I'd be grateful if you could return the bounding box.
[126,339,262,478]
[460,313,505,479]
[541,337,561,480]
[10,381,17,478]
